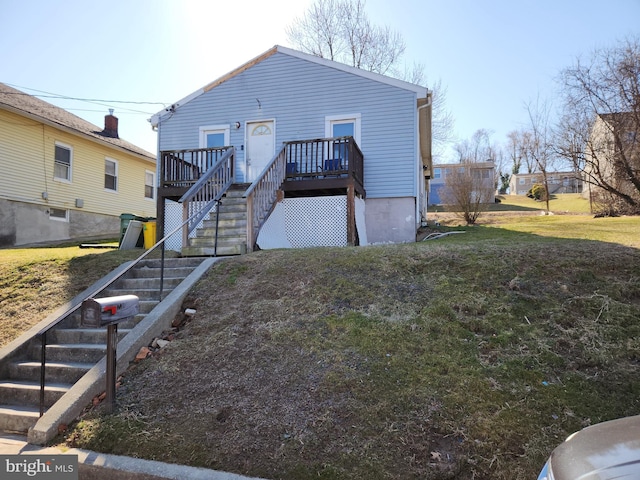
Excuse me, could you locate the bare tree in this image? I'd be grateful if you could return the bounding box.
[441,162,494,225]
[287,0,454,155]
[287,0,404,75]
[506,129,537,174]
[557,36,640,215]
[525,97,557,212]
[454,129,496,163]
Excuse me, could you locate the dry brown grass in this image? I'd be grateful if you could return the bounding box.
[63,227,640,480]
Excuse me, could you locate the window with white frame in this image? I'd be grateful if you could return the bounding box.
[49,208,68,221]
[325,114,362,163]
[325,114,361,144]
[433,168,441,179]
[519,178,525,185]
[199,125,230,148]
[54,142,72,181]
[105,158,118,191]
[145,170,155,199]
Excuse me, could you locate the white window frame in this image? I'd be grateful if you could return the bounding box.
[104,157,118,192]
[145,170,156,200]
[54,141,73,182]
[433,168,441,179]
[199,125,230,148]
[49,208,68,222]
[324,114,361,146]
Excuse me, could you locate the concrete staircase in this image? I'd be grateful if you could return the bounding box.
[0,257,204,435]
[182,184,249,257]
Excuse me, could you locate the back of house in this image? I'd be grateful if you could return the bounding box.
[152,45,432,250]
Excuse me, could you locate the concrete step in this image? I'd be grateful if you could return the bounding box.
[182,244,246,256]
[111,277,184,291]
[8,361,93,384]
[0,380,70,407]
[137,257,204,269]
[48,328,131,345]
[62,312,146,329]
[126,266,197,279]
[41,344,107,364]
[0,404,40,434]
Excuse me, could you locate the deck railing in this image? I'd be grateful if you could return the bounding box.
[160,147,232,188]
[244,146,287,250]
[284,136,363,185]
[160,137,364,252]
[244,136,363,249]
[178,147,235,239]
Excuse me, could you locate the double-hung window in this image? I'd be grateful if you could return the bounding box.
[145,170,155,199]
[54,142,72,181]
[105,158,118,191]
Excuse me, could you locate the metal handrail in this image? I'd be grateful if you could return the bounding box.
[36,206,212,416]
[179,147,235,236]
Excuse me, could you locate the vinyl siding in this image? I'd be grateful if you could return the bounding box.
[159,52,418,198]
[0,108,156,218]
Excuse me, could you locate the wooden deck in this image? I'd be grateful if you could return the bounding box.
[157,137,365,250]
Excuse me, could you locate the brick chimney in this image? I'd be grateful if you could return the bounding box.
[103,109,119,138]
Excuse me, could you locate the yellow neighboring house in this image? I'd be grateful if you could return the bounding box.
[0,83,156,247]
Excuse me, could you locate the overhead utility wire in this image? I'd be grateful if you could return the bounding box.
[4,83,169,115]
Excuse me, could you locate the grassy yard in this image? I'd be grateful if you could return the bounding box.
[0,244,141,347]
[57,215,640,480]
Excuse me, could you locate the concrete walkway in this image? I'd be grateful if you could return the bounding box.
[0,433,267,480]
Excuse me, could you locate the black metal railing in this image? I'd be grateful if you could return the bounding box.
[35,206,213,417]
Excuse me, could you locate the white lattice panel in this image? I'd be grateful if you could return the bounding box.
[284,196,347,248]
[164,200,183,252]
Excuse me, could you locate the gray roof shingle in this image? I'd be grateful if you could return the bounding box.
[0,83,155,161]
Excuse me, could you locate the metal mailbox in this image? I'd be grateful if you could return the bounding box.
[81,295,139,328]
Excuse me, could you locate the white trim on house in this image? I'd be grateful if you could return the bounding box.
[145,170,156,201]
[150,45,428,127]
[324,113,361,145]
[53,141,73,183]
[278,46,428,96]
[199,125,230,148]
[104,157,118,192]
[244,119,276,182]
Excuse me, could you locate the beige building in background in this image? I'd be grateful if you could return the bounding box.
[509,172,582,196]
[0,83,156,247]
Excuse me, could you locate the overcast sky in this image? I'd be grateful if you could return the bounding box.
[2,0,639,161]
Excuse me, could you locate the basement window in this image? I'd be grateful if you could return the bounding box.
[49,208,68,221]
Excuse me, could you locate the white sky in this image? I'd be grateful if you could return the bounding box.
[2,0,639,161]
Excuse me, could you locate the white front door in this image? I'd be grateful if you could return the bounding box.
[246,121,275,182]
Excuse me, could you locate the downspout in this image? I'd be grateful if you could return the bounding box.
[417,90,433,225]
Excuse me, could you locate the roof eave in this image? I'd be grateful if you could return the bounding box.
[1,103,156,163]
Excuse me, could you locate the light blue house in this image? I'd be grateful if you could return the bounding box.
[151,45,432,254]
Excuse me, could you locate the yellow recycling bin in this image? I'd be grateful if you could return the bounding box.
[142,221,157,249]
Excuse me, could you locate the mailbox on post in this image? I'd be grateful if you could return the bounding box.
[81,294,139,413]
[81,295,139,328]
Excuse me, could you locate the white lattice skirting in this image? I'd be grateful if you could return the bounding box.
[257,195,367,249]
